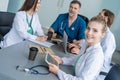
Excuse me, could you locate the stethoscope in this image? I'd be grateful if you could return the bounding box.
[16,65,50,75]
[60,21,66,30]
[60,20,75,31]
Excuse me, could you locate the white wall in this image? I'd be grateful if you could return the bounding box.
[112,11,120,50]
[0,0,9,11]
[38,0,72,27]
[39,0,102,26]
[7,0,25,13]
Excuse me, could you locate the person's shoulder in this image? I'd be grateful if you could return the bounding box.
[76,15,86,26]
[58,13,68,17]
[15,11,26,19]
[32,12,38,18]
[91,43,104,56]
[77,15,86,22]
[105,28,115,39]
[15,11,26,17]
[16,11,25,15]
[33,12,38,15]
[107,28,114,35]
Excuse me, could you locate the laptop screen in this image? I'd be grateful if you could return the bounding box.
[63,31,68,54]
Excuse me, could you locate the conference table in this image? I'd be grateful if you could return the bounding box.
[0,40,74,80]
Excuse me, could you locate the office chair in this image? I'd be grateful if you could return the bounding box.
[78,14,89,25]
[0,11,15,42]
[104,64,120,80]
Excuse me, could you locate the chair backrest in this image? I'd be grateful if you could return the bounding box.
[0,12,15,37]
[104,64,120,80]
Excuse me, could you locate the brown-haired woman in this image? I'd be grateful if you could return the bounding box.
[1,0,48,48]
[97,9,116,80]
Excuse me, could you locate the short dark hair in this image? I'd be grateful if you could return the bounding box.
[70,0,81,8]
[19,0,38,11]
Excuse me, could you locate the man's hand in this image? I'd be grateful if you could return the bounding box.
[67,43,81,54]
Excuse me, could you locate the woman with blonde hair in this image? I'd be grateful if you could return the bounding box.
[48,16,107,80]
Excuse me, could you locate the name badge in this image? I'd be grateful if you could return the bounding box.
[71,27,74,30]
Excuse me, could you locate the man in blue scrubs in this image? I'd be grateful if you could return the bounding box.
[48,0,86,44]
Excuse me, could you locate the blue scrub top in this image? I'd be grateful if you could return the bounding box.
[51,13,86,42]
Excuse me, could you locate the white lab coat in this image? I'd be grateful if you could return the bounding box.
[0,11,44,48]
[57,42,104,80]
[97,28,116,80]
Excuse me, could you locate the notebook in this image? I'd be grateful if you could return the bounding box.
[28,39,54,48]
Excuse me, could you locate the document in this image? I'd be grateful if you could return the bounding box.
[28,39,54,48]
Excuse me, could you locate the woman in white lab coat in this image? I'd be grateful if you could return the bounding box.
[0,0,47,48]
[96,9,116,80]
[48,16,107,80]
[67,9,116,80]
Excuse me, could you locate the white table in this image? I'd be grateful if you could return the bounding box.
[0,40,74,80]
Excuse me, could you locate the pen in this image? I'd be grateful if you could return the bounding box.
[40,47,44,53]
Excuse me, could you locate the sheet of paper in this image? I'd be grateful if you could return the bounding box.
[29,45,55,55]
[28,39,54,48]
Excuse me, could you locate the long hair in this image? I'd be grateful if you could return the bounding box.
[19,0,38,12]
[102,9,115,27]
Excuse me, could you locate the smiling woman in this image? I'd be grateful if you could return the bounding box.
[0,0,48,48]
[47,16,107,80]
[85,16,107,46]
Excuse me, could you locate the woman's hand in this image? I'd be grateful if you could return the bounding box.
[48,63,59,74]
[52,33,57,38]
[36,36,48,41]
[68,43,80,49]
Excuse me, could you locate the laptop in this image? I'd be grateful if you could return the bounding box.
[63,31,69,54]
